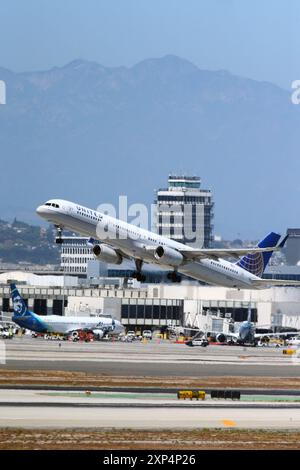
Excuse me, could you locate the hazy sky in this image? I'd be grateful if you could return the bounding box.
[1,0,299,89]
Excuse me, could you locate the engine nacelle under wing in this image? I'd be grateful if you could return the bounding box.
[154,245,184,267]
[92,244,122,264]
[216,333,227,343]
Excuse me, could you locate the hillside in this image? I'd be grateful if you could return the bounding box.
[0,55,299,237]
[0,219,59,264]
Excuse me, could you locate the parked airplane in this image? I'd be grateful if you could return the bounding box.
[10,284,124,339]
[213,306,297,346]
[36,199,299,289]
[187,318,296,347]
[187,305,297,346]
[287,336,300,347]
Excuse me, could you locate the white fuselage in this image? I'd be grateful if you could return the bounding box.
[39,315,123,335]
[13,311,124,336]
[36,199,262,289]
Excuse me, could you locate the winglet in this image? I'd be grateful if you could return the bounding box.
[278,234,289,248]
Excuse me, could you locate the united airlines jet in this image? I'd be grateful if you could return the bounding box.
[36,199,298,289]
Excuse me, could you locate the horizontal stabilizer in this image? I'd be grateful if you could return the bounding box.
[251,279,300,287]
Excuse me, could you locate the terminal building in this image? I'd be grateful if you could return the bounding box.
[1,271,300,332]
[154,175,214,248]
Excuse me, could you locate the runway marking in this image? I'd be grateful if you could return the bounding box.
[221,419,237,427]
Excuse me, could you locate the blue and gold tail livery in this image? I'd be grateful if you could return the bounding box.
[236,232,281,277]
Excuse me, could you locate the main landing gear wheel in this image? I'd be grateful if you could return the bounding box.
[136,272,146,282]
[133,259,146,283]
[167,271,182,283]
[55,226,63,244]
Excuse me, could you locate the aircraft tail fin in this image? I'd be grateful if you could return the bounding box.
[247,304,252,322]
[236,232,282,277]
[10,283,30,317]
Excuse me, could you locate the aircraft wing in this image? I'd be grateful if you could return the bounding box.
[251,279,300,287]
[179,246,280,261]
[254,331,298,339]
[222,332,240,340]
[65,326,85,334]
[205,330,239,341]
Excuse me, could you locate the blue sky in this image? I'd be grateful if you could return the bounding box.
[1,0,299,88]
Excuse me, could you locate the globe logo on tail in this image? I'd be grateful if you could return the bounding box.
[13,295,26,316]
[237,252,264,277]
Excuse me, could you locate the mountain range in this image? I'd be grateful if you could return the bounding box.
[0,55,299,238]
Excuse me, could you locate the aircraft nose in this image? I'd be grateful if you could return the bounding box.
[36,205,44,216]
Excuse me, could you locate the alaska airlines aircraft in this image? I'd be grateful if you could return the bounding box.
[10,284,124,338]
[36,199,299,289]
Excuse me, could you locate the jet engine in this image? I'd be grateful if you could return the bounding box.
[154,245,184,267]
[92,244,122,264]
[216,333,226,343]
[70,331,79,340]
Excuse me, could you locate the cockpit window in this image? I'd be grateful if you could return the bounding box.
[45,202,59,208]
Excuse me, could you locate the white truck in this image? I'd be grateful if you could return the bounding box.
[0,326,14,339]
[142,330,153,340]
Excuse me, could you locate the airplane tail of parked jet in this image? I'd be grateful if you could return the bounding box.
[11,283,30,317]
[236,232,285,277]
[10,283,48,333]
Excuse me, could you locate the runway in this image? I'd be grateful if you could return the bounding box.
[2,334,300,438]
[1,336,300,377]
[3,406,300,429]
[1,389,300,429]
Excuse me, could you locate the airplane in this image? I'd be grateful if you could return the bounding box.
[185,306,295,346]
[197,306,298,346]
[10,283,124,339]
[287,336,300,346]
[36,198,300,289]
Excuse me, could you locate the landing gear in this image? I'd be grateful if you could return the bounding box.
[136,272,146,282]
[132,259,146,282]
[55,226,63,244]
[167,271,182,283]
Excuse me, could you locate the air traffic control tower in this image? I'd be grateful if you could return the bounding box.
[154,175,214,248]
